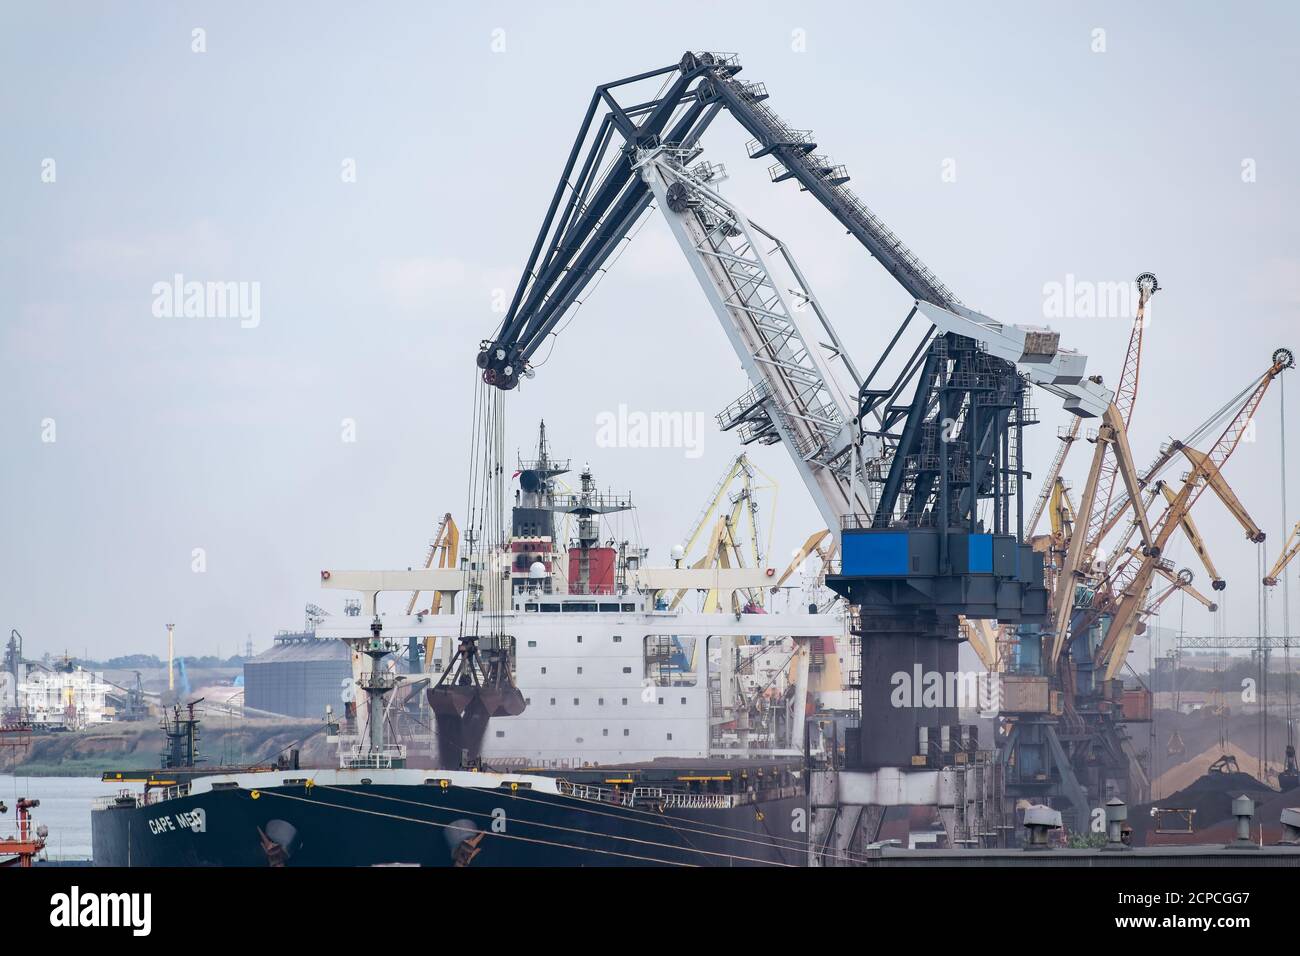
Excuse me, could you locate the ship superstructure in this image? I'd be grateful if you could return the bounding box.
[322,422,841,769]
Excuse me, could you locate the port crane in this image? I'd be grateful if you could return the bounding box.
[1045,349,1289,679]
[478,51,1108,537]
[472,51,1122,849]
[1078,273,1159,562]
[1089,349,1291,681]
[668,453,773,610]
[1026,419,1081,539]
[1264,518,1300,588]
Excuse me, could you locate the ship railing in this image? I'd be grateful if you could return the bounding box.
[555,779,635,806]
[142,783,191,806]
[341,747,407,770]
[662,792,738,810]
[92,789,141,810]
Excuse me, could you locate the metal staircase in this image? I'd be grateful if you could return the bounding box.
[639,148,875,530]
[707,69,961,310]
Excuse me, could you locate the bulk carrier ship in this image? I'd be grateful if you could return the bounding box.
[92,426,847,866]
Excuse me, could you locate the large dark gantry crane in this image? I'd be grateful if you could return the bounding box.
[476,52,1111,775]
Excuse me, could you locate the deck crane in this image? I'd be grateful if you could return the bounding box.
[476,51,1112,789]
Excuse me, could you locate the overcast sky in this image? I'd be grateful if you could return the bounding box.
[3,2,1299,661]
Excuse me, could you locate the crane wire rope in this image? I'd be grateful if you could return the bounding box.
[1281,372,1294,752]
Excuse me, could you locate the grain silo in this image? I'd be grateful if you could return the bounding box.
[243,631,351,718]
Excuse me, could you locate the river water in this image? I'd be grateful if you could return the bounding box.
[1,775,117,861]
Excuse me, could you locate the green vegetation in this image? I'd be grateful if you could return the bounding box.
[3,717,330,777]
[1066,832,1108,849]
[62,653,249,670]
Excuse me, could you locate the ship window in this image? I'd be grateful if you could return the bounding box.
[577,635,583,643]
[528,640,537,648]
[621,698,628,705]
[667,733,673,741]
[564,602,597,612]
[577,666,583,674]
[612,635,622,643]
[550,698,556,705]
[525,603,539,612]
[681,697,687,705]
[658,697,664,705]
[598,697,604,705]
[602,729,609,737]
[643,635,697,687]
[623,729,630,737]
[600,603,620,612]
[541,666,547,674]
[622,666,632,674]
[573,697,580,705]
[622,603,635,611]
[541,603,561,613]
[495,730,505,738]
[525,698,531,706]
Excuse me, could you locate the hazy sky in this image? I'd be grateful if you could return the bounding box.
[3,2,1299,660]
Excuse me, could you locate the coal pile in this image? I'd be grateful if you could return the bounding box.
[1129,764,1276,846]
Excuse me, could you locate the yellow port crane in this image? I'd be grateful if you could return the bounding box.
[1091,348,1293,680]
[1080,272,1159,563]
[1047,401,1154,671]
[1026,418,1081,538]
[406,513,460,670]
[1264,518,1300,587]
[665,453,775,612]
[1150,564,1218,613]
[406,513,459,615]
[1045,276,1159,672]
